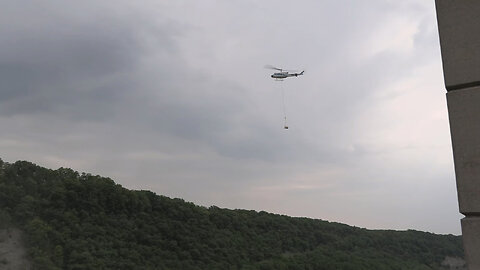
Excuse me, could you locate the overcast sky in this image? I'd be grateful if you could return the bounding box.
[0,0,462,234]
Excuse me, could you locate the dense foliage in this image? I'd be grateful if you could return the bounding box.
[0,159,463,269]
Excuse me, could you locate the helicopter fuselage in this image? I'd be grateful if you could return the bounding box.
[271,71,304,79]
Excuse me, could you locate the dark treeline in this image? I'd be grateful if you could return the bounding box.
[0,159,463,269]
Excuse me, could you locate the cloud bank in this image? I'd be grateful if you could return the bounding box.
[0,0,461,234]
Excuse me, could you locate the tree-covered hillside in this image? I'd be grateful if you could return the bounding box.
[0,159,464,269]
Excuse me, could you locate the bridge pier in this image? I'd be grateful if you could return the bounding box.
[436,1,480,268]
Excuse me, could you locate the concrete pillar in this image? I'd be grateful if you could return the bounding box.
[447,88,480,269]
[435,1,480,269]
[461,217,480,268]
[447,87,480,215]
[435,0,480,91]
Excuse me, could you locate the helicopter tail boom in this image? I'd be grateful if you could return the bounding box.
[293,71,304,77]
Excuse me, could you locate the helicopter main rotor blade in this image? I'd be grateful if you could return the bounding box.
[264,65,283,71]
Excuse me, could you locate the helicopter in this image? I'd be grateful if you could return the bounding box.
[265,65,305,130]
[265,65,304,80]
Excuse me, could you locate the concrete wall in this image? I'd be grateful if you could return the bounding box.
[435,1,480,269]
[447,89,480,269]
[447,87,480,215]
[461,217,480,269]
[436,0,480,91]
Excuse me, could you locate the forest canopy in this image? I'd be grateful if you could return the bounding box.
[0,159,464,269]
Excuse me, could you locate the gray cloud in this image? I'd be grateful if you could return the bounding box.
[0,0,461,234]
